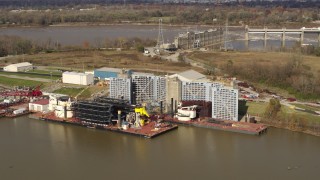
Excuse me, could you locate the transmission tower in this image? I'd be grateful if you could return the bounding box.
[156,19,164,53]
[223,16,233,51]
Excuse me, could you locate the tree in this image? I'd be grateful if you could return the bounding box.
[264,99,281,119]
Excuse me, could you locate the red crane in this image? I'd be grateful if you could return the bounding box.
[0,85,43,97]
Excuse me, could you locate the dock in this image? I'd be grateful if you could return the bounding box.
[163,116,267,135]
[29,112,178,139]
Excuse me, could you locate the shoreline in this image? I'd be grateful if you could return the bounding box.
[1,21,317,29]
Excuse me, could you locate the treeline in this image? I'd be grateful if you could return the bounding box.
[0,0,319,8]
[0,35,155,57]
[223,55,320,100]
[0,5,319,27]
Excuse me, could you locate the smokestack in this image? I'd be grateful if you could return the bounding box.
[64,105,67,119]
[171,98,174,117]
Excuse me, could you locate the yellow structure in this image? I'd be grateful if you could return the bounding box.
[134,107,149,117]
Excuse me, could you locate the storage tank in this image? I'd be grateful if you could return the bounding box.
[54,105,73,118]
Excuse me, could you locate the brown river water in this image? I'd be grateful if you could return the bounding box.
[0,116,319,180]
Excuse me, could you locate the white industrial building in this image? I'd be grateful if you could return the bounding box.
[181,82,224,102]
[62,72,94,85]
[109,77,132,103]
[3,62,33,72]
[132,75,166,104]
[212,87,238,121]
[29,99,49,112]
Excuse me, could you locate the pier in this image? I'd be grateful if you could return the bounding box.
[245,26,320,48]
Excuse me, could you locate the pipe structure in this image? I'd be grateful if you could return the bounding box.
[118,110,122,128]
[160,101,163,115]
[171,98,174,117]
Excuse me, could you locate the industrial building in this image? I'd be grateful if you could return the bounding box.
[132,74,166,104]
[109,77,132,103]
[174,29,222,49]
[3,62,33,72]
[29,99,49,112]
[212,87,239,121]
[94,67,132,80]
[62,72,94,85]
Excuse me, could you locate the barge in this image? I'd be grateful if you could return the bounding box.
[163,116,267,135]
[29,112,178,139]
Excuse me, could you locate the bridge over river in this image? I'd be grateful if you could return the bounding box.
[245,26,320,48]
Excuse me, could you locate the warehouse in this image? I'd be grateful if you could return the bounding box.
[3,62,33,72]
[62,72,94,85]
[94,67,132,80]
[29,99,49,112]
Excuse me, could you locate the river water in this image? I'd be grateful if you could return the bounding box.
[0,117,319,180]
[0,25,319,50]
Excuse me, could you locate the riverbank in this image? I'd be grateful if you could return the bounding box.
[261,121,320,137]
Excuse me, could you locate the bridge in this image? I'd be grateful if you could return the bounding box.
[245,26,320,48]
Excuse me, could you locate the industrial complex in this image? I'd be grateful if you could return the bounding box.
[0,57,267,137]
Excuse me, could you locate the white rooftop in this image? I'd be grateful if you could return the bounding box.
[132,72,154,76]
[96,67,123,73]
[169,69,208,82]
[7,62,32,67]
[63,71,89,76]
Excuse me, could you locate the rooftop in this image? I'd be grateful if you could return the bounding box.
[6,62,32,67]
[95,67,125,73]
[31,99,49,105]
[169,69,208,82]
[63,71,90,76]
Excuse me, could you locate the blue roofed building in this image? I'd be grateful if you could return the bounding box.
[94,67,132,80]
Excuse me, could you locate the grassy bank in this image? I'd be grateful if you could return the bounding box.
[240,99,320,136]
[0,76,44,87]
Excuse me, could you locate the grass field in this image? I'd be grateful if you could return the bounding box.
[53,87,85,97]
[4,50,198,74]
[0,71,60,80]
[53,86,105,99]
[188,51,320,75]
[0,76,44,87]
[30,69,62,76]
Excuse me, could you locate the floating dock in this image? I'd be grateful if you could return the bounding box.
[29,112,178,139]
[163,116,267,135]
